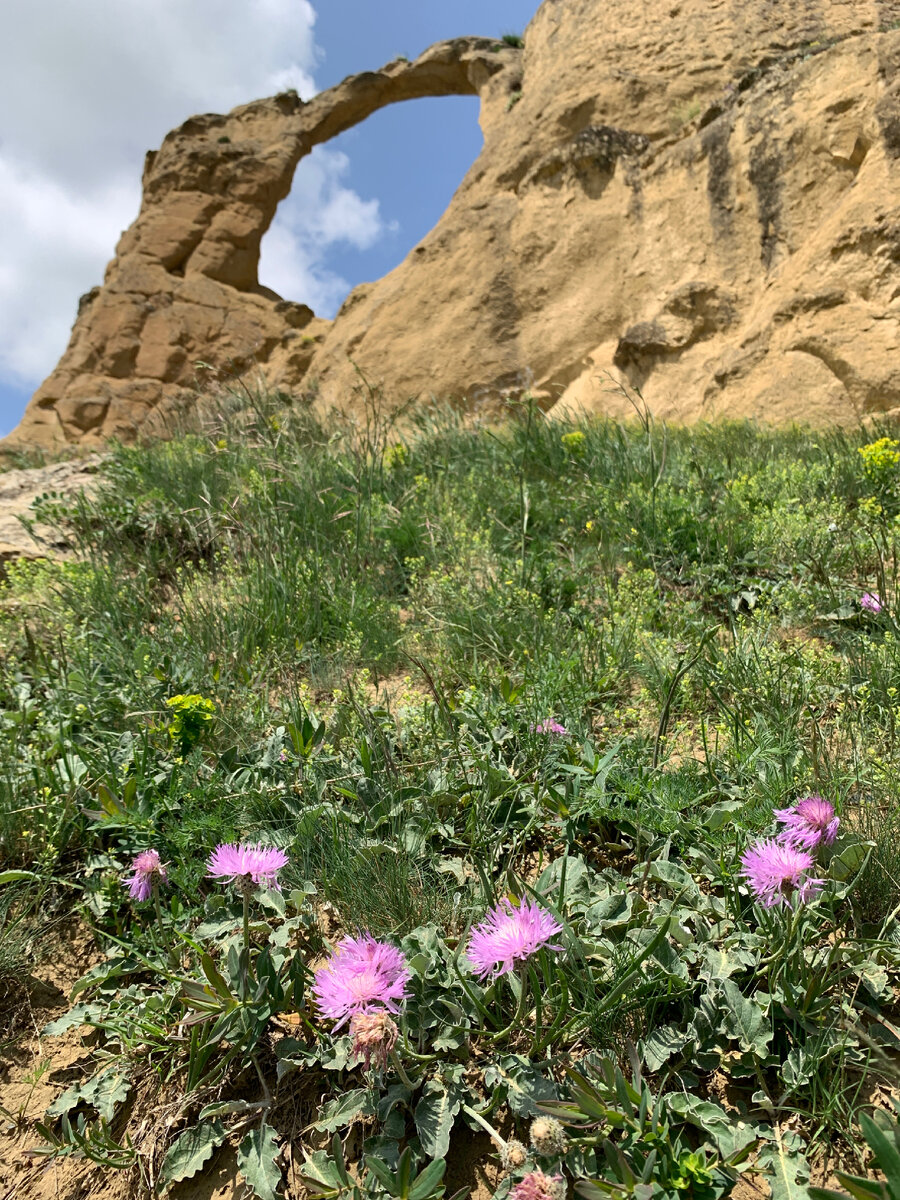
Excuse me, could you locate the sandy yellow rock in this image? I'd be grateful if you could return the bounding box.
[9,3,900,448]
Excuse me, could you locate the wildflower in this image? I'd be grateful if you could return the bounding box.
[530,719,568,737]
[510,1171,566,1200]
[774,796,840,853]
[861,592,883,614]
[529,1116,568,1157]
[206,842,289,892]
[312,934,411,1031]
[467,897,563,980]
[125,849,167,902]
[739,838,823,907]
[500,1140,530,1172]
[349,1010,398,1071]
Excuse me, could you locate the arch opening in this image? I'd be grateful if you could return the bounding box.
[258,95,483,318]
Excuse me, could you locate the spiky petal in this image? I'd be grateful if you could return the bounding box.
[774,795,840,853]
[467,897,563,980]
[510,1171,567,1200]
[312,934,411,1031]
[125,849,167,902]
[349,1010,398,1071]
[740,838,824,907]
[205,842,289,891]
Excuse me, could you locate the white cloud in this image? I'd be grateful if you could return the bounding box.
[259,146,397,315]
[0,0,393,405]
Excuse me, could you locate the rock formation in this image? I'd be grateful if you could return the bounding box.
[9,0,900,447]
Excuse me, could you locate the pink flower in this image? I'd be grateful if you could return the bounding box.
[206,842,288,891]
[312,934,411,1031]
[467,897,563,980]
[861,592,883,613]
[125,849,167,902]
[349,1010,398,1070]
[530,720,568,736]
[510,1172,566,1200]
[740,838,824,907]
[774,796,839,853]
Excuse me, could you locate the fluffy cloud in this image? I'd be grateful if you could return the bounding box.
[0,0,391,408]
[259,146,397,315]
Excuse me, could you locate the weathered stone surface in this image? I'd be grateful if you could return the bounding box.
[0,459,101,566]
[9,1,900,447]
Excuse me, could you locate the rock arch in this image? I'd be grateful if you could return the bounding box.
[11,0,900,446]
[11,38,520,447]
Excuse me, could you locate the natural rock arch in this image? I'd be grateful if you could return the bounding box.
[10,0,900,447]
[10,38,520,447]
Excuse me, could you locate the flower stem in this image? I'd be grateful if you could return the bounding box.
[461,1103,507,1148]
[388,1048,420,1090]
[490,967,530,1044]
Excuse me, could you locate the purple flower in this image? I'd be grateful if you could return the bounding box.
[312,934,411,1031]
[206,842,289,892]
[530,720,568,737]
[510,1172,566,1200]
[467,897,563,980]
[774,796,840,853]
[125,849,167,902]
[861,592,883,613]
[739,838,824,907]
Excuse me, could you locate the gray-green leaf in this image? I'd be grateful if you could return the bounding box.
[161,1120,227,1185]
[415,1082,461,1158]
[238,1123,283,1200]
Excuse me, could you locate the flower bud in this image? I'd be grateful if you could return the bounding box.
[529,1116,568,1157]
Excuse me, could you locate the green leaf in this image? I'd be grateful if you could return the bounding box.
[410,1158,447,1200]
[0,870,40,885]
[238,1123,283,1200]
[313,1088,373,1133]
[161,1120,227,1185]
[719,979,772,1056]
[415,1082,461,1159]
[641,1024,687,1072]
[759,1137,812,1200]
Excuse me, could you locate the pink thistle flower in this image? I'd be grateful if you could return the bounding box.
[510,1171,566,1200]
[349,1010,398,1071]
[312,934,411,1031]
[125,849,167,902]
[206,842,288,892]
[774,795,840,853]
[530,720,568,737]
[740,838,824,907]
[467,897,563,980]
[861,592,883,613]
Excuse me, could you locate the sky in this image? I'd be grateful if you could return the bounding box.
[0,0,539,436]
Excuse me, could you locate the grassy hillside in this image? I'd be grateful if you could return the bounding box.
[3,390,900,1198]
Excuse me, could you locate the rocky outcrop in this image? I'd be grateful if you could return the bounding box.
[10,0,900,446]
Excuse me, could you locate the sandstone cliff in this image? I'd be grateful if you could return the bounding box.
[10,0,900,447]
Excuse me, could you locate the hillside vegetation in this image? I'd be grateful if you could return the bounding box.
[3,390,900,1199]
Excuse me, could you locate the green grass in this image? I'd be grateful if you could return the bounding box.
[3,390,900,1193]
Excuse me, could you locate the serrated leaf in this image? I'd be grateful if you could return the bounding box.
[238,1123,283,1200]
[161,1120,226,1185]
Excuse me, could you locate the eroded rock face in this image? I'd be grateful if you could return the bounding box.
[10,1,900,446]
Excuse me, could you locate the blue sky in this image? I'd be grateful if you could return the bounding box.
[0,0,538,436]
